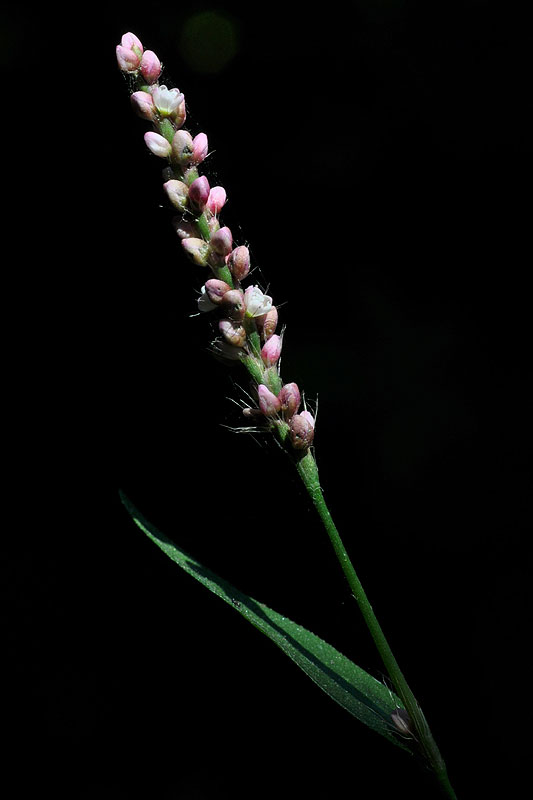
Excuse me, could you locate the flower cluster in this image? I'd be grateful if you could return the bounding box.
[116,32,315,451]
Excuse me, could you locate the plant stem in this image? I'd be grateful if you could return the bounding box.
[295,449,458,800]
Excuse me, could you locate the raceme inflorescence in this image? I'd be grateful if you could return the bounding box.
[116,31,315,454]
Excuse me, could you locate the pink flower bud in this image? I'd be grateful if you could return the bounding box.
[188,176,210,211]
[121,32,143,51]
[181,237,210,266]
[204,279,232,304]
[206,186,227,215]
[139,50,161,83]
[261,334,282,366]
[130,90,156,120]
[191,133,209,164]
[279,382,301,418]
[116,32,143,72]
[174,97,187,129]
[227,245,250,281]
[221,289,245,320]
[258,384,281,417]
[300,410,315,428]
[289,412,315,449]
[210,226,233,256]
[171,130,194,165]
[257,306,278,340]
[219,319,247,347]
[144,131,171,158]
[163,179,189,211]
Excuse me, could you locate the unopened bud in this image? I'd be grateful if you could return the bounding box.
[191,133,209,164]
[227,245,250,281]
[116,32,143,72]
[188,176,210,211]
[181,237,210,266]
[204,279,232,304]
[261,334,282,366]
[257,306,278,340]
[206,186,227,215]
[210,226,233,256]
[144,131,171,158]
[130,90,156,120]
[258,384,281,416]
[139,50,161,83]
[279,382,301,418]
[171,129,194,165]
[219,319,247,347]
[289,412,315,449]
[163,179,189,211]
[221,289,245,320]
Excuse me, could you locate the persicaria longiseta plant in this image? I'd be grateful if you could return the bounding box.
[116,32,459,799]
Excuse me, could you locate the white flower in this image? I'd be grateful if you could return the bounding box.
[197,285,217,312]
[150,85,184,117]
[244,285,272,318]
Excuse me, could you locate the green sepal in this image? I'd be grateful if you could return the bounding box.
[158,118,175,144]
[241,354,264,384]
[263,366,282,396]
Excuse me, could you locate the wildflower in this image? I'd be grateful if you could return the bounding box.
[130,91,156,120]
[151,85,185,118]
[257,307,278,340]
[227,245,249,281]
[171,130,194,165]
[116,32,143,72]
[209,226,233,257]
[206,186,227,215]
[244,286,272,318]
[144,131,171,158]
[191,133,209,164]
[163,179,189,211]
[204,279,232,304]
[197,286,217,312]
[181,237,210,266]
[221,289,245,320]
[219,319,247,347]
[140,50,161,83]
[279,383,301,418]
[261,334,282,366]
[258,384,281,416]
[289,412,315,449]
[188,176,210,211]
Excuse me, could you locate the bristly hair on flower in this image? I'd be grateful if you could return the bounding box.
[116,31,315,454]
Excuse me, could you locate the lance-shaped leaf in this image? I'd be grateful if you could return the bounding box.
[121,493,412,750]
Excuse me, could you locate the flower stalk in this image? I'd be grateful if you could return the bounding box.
[116,31,458,799]
[294,449,457,799]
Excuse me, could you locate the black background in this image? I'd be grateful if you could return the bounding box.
[3,1,531,798]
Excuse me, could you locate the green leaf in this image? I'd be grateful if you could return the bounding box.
[121,493,411,750]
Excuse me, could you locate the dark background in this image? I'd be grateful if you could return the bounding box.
[3,1,531,798]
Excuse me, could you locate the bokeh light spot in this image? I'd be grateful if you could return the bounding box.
[179,11,238,73]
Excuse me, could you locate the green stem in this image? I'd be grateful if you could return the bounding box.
[295,449,458,800]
